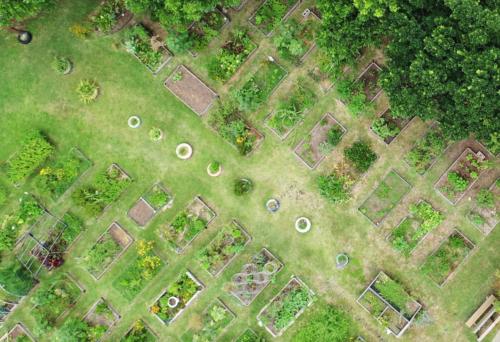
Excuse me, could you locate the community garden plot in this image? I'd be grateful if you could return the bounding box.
[180,298,235,341]
[357,272,422,338]
[162,196,216,253]
[387,200,444,256]
[150,271,204,325]
[354,61,383,102]
[370,109,414,145]
[164,65,218,117]
[128,183,173,227]
[235,328,259,342]
[0,323,35,342]
[121,319,157,341]
[196,220,251,277]
[249,0,300,36]
[256,276,315,337]
[358,170,412,226]
[435,148,489,205]
[187,9,230,57]
[229,248,284,306]
[83,222,133,280]
[421,229,475,287]
[467,178,499,235]
[294,113,346,169]
[82,298,121,340]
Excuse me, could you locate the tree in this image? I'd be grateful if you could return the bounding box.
[0,0,53,26]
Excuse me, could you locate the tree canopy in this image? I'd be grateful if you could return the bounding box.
[0,0,53,26]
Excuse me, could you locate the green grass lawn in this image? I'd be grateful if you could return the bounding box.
[0,0,499,341]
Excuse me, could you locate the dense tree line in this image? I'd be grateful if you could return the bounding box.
[0,0,53,25]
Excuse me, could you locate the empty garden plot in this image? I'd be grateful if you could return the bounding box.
[229,248,284,306]
[0,323,35,342]
[164,65,218,117]
[249,0,299,36]
[405,125,451,174]
[257,276,315,337]
[82,298,121,340]
[196,220,251,277]
[421,230,475,287]
[357,272,422,338]
[187,9,230,56]
[151,271,204,325]
[467,178,499,235]
[358,170,412,226]
[162,196,216,253]
[355,61,383,102]
[121,319,157,341]
[83,222,133,280]
[371,109,413,145]
[128,183,173,227]
[435,148,489,205]
[294,113,346,169]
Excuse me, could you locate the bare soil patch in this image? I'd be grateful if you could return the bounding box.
[355,62,382,102]
[128,198,155,227]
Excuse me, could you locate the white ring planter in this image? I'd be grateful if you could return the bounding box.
[335,253,349,269]
[128,115,142,128]
[207,163,222,177]
[167,296,179,308]
[295,217,311,234]
[266,198,280,213]
[176,143,193,160]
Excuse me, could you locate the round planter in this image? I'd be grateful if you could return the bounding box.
[128,115,141,129]
[62,61,73,75]
[17,31,32,44]
[207,163,222,177]
[176,143,193,160]
[266,198,280,213]
[149,128,163,141]
[295,217,311,234]
[335,253,349,269]
[263,261,278,274]
[167,296,179,308]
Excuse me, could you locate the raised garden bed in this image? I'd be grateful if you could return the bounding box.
[90,0,133,34]
[72,163,131,216]
[388,200,444,256]
[165,65,218,116]
[128,183,173,227]
[124,24,172,75]
[421,230,475,287]
[249,0,300,36]
[265,80,317,140]
[36,148,92,200]
[181,298,235,341]
[83,222,133,280]
[197,220,251,277]
[1,323,35,342]
[83,298,121,340]
[257,276,315,337]
[359,170,412,226]
[151,271,204,325]
[162,196,216,253]
[435,148,489,205]
[294,113,346,169]
[467,178,499,235]
[357,272,422,338]
[354,61,383,102]
[121,319,157,342]
[229,248,284,306]
[187,9,229,56]
[235,328,259,342]
[371,109,413,145]
[307,63,333,93]
[405,125,451,174]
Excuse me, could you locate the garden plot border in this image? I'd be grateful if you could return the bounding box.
[356,271,422,338]
[88,221,134,281]
[369,108,416,146]
[164,65,218,117]
[421,229,476,288]
[434,148,488,205]
[256,275,315,337]
[358,169,412,227]
[354,61,383,103]
[468,178,499,235]
[248,0,301,37]
[187,8,230,58]
[151,270,205,326]
[122,319,159,341]
[293,113,347,169]
[0,322,35,342]
[83,297,121,339]
[128,182,174,228]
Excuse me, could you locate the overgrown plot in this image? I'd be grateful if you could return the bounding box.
[355,62,382,102]
[405,125,450,174]
[128,183,173,227]
[187,9,229,55]
[359,170,411,226]
[121,319,157,341]
[235,328,259,342]
[371,109,412,145]
[467,179,499,235]
[83,298,121,340]
[89,0,132,34]
[249,0,299,36]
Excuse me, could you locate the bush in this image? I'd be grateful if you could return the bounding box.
[234,178,253,196]
[0,259,36,296]
[344,141,377,172]
[76,79,99,103]
[51,56,71,74]
[317,174,351,204]
[447,172,469,192]
[372,117,400,140]
[476,189,494,208]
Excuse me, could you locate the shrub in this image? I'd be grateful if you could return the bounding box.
[476,189,495,208]
[51,56,71,74]
[406,129,447,174]
[447,172,469,192]
[76,79,99,104]
[372,117,400,140]
[0,258,36,296]
[149,127,163,141]
[234,178,253,196]
[344,141,377,172]
[317,174,351,204]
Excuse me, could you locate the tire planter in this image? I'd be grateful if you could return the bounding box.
[207,163,222,177]
[335,253,349,269]
[17,31,32,44]
[295,217,311,233]
[266,198,280,213]
[176,143,193,160]
[167,296,179,308]
[128,116,142,129]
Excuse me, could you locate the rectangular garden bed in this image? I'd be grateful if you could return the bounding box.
[1,323,35,342]
[235,328,259,342]
[294,113,347,169]
[121,319,157,342]
[265,80,317,140]
[435,148,489,205]
[83,298,121,341]
[83,221,133,280]
[467,178,499,235]
[151,271,204,325]
[187,9,230,56]
[181,298,235,341]
[128,183,173,227]
[197,220,251,277]
[308,63,334,94]
[388,200,444,256]
[249,0,300,36]
[370,109,413,145]
[357,272,422,338]
[421,230,475,287]
[124,24,172,75]
[165,65,218,117]
[358,170,412,226]
[354,61,383,102]
[163,196,216,253]
[256,276,315,337]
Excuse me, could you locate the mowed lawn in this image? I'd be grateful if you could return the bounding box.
[0,0,499,341]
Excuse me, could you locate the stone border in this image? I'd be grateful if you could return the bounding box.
[248,0,301,37]
[369,108,416,146]
[0,322,36,342]
[354,61,383,103]
[467,177,499,235]
[83,297,121,341]
[293,113,347,169]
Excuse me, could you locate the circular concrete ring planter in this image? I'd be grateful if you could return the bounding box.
[176,143,193,160]
[295,217,311,233]
[167,296,179,308]
[128,115,141,129]
[266,198,280,213]
[264,261,278,274]
[335,253,349,269]
[207,162,222,177]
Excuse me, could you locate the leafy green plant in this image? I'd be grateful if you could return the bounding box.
[148,127,163,141]
[372,117,400,140]
[373,275,412,316]
[83,234,122,276]
[76,79,99,103]
[447,172,469,192]
[273,19,310,62]
[124,25,163,71]
[476,189,495,209]
[252,0,296,34]
[344,141,377,172]
[234,178,253,196]
[317,174,351,204]
[406,129,448,174]
[51,56,71,74]
[0,185,7,207]
[121,320,155,342]
[208,161,221,174]
[61,212,84,246]
[144,185,171,209]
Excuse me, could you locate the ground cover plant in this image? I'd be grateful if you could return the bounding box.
[405,126,450,174]
[371,109,412,144]
[467,180,499,234]
[72,164,131,216]
[181,299,235,341]
[389,201,444,256]
[250,0,298,35]
[208,28,257,82]
[233,57,287,112]
[82,298,120,340]
[121,319,156,342]
[421,230,475,286]
[196,220,251,276]
[273,16,318,63]
[90,0,128,34]
[316,172,353,205]
[151,271,203,325]
[359,170,411,226]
